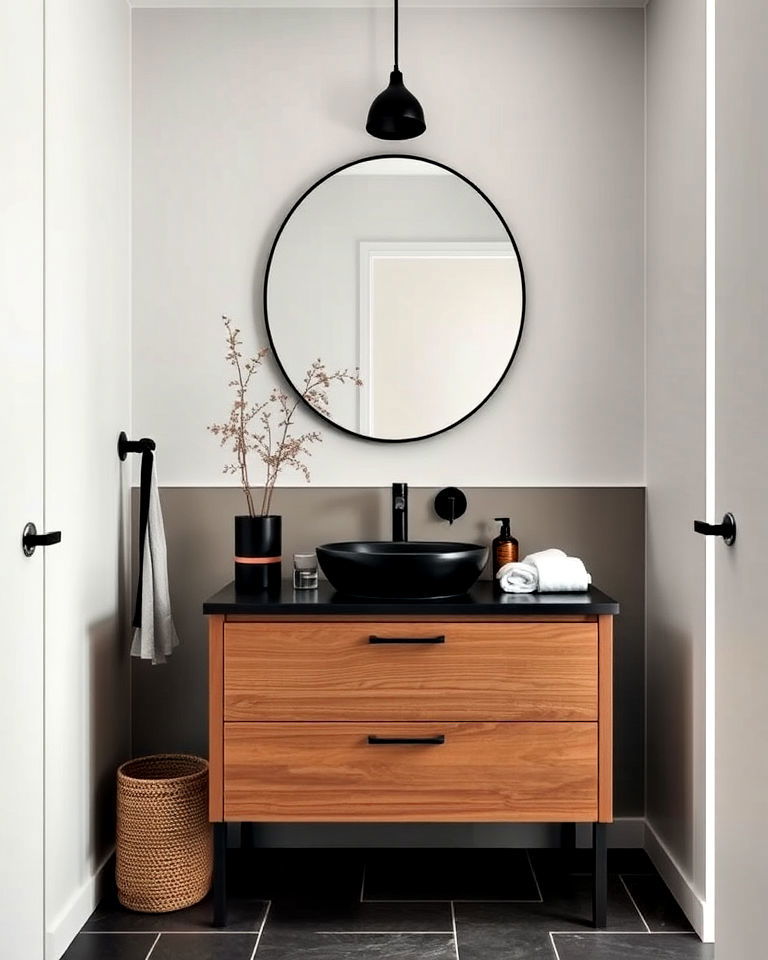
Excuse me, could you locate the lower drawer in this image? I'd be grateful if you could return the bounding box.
[223,721,597,822]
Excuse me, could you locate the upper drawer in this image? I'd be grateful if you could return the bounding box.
[223,620,597,721]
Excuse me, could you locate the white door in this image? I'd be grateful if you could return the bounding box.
[0,1,46,957]
[714,0,768,956]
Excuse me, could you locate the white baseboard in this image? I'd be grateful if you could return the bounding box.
[46,849,114,960]
[644,822,713,942]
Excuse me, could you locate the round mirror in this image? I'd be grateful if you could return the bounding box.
[264,156,525,442]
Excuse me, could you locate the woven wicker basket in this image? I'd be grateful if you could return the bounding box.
[116,754,212,913]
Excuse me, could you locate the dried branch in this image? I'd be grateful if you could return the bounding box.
[207,317,361,517]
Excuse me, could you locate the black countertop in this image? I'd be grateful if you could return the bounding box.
[203,580,619,616]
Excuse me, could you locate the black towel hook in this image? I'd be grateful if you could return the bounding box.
[118,431,156,461]
[118,431,157,630]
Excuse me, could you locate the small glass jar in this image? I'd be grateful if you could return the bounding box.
[293,553,319,590]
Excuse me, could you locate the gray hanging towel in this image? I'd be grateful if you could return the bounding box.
[130,447,179,664]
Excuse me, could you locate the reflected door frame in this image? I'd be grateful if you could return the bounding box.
[358,241,516,435]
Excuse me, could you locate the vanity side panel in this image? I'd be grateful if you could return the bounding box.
[598,614,614,821]
[208,614,224,821]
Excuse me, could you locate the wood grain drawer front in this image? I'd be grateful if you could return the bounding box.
[223,621,597,721]
[223,721,597,822]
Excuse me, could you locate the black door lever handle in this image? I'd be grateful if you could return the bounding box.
[693,512,736,545]
[22,522,62,557]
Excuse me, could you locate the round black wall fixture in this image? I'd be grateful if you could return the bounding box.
[434,488,468,525]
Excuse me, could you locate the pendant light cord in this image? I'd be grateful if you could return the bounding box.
[394,0,399,70]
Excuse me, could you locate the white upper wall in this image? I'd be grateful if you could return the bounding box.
[132,6,644,486]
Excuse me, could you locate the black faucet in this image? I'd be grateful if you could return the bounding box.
[392,483,408,542]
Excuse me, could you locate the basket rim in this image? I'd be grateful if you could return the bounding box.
[117,753,208,784]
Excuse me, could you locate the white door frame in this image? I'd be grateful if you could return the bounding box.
[703,0,716,941]
[712,0,768,954]
[0,1,46,956]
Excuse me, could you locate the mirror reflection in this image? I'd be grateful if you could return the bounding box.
[265,157,525,442]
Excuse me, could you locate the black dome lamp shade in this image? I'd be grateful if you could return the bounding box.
[366,0,425,140]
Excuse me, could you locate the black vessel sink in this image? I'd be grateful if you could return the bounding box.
[316,541,489,600]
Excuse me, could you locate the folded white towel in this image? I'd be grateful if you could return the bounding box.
[496,561,538,593]
[532,554,591,592]
[496,547,591,594]
[131,455,179,665]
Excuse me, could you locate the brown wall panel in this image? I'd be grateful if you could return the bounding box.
[131,485,645,839]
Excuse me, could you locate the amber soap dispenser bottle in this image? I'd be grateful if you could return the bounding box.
[492,517,519,579]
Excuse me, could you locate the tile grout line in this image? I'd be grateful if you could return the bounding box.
[548,931,563,960]
[526,849,544,903]
[80,927,695,938]
[619,874,652,933]
[144,933,161,960]
[358,898,544,904]
[249,901,272,959]
[450,900,460,960]
[319,930,453,935]
[82,930,266,935]
[549,930,696,936]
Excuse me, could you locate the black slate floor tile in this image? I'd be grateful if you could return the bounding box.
[607,851,655,876]
[620,874,693,932]
[229,848,365,902]
[150,933,258,960]
[526,853,646,924]
[84,892,268,933]
[454,875,646,960]
[61,932,157,960]
[255,931,457,960]
[552,933,714,959]
[75,849,709,960]
[455,904,564,960]
[531,849,654,882]
[267,898,453,932]
[363,848,539,901]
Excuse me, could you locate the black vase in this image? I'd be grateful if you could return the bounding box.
[234,515,282,595]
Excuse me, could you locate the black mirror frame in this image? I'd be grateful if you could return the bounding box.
[263,154,526,444]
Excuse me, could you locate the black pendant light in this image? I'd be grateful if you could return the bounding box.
[366,0,426,140]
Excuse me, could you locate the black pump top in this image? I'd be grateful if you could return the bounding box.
[495,517,511,538]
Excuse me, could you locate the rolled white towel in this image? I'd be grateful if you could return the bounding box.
[525,550,591,593]
[497,561,538,593]
[523,548,567,566]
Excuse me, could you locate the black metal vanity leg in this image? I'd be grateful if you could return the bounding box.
[213,822,227,927]
[592,822,607,929]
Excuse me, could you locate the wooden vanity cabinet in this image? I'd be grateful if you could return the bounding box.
[205,597,615,930]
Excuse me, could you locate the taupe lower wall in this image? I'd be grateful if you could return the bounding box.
[132,486,645,844]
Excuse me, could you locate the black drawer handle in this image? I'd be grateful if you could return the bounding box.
[367,735,446,746]
[368,635,445,644]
